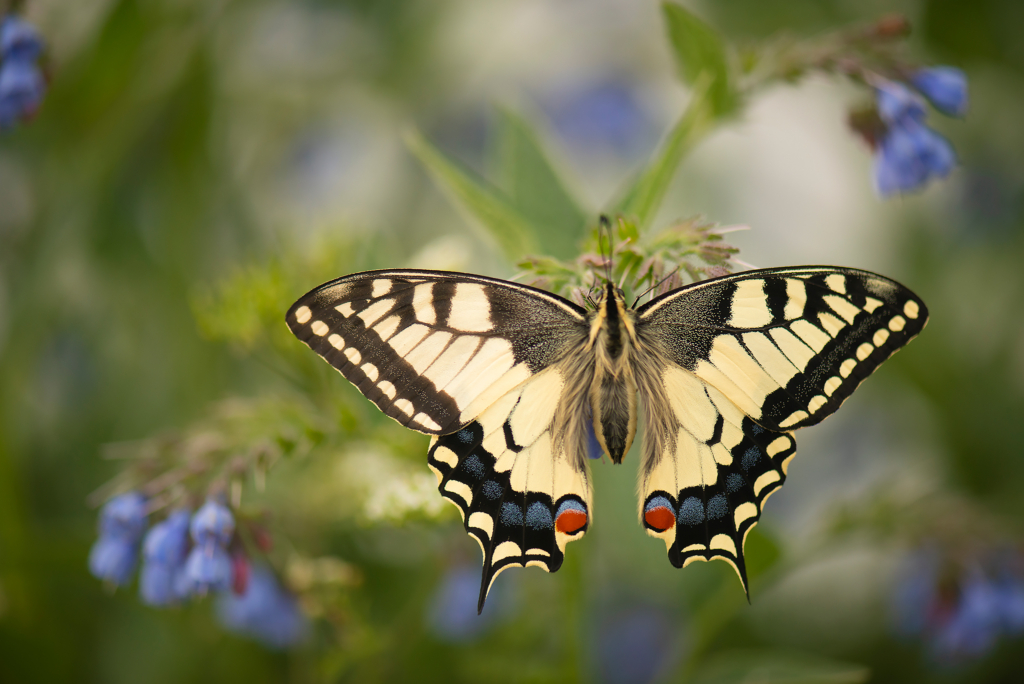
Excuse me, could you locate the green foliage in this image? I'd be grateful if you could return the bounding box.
[611,79,717,231]
[662,2,738,117]
[493,109,590,259]
[691,650,870,684]
[405,127,542,264]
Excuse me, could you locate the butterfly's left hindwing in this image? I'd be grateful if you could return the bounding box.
[427,365,594,612]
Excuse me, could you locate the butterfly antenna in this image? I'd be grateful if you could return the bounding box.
[632,265,681,308]
[598,215,613,283]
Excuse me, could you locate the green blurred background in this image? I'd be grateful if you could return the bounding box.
[2,0,1023,682]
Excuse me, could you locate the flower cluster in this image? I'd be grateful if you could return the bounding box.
[869,67,968,197]
[892,547,1024,663]
[0,14,46,129]
[517,215,741,308]
[89,493,308,648]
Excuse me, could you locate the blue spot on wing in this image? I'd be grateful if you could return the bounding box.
[677,497,704,526]
[741,446,760,472]
[456,429,474,444]
[525,502,553,530]
[500,502,523,527]
[707,494,728,520]
[482,481,502,500]
[726,473,744,493]
[462,455,485,479]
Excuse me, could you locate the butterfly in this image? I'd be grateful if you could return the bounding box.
[287,265,927,612]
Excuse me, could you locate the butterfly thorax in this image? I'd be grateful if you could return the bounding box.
[588,282,639,464]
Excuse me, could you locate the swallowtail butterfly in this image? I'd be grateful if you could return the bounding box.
[287,265,927,612]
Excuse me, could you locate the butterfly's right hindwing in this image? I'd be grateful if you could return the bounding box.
[286,269,588,435]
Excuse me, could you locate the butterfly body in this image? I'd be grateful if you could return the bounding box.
[287,266,927,611]
[587,281,639,464]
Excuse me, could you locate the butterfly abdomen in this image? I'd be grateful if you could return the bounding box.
[588,283,640,463]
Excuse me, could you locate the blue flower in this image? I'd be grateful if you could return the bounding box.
[995,571,1024,635]
[216,564,309,649]
[98,491,149,539]
[0,14,45,130]
[875,80,927,125]
[871,80,956,197]
[595,605,677,684]
[1,15,44,62]
[139,509,192,606]
[89,537,140,586]
[190,498,235,547]
[426,563,512,641]
[184,544,233,595]
[88,491,148,586]
[930,569,1003,660]
[427,565,486,641]
[873,119,955,197]
[544,80,653,158]
[891,548,1024,663]
[182,499,236,595]
[911,67,968,118]
[142,509,191,565]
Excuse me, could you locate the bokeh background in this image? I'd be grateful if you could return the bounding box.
[2,0,1023,682]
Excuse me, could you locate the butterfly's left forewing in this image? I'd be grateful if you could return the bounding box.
[287,270,594,611]
[287,270,588,433]
[633,267,927,589]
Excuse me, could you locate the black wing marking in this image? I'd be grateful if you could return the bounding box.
[636,266,928,432]
[287,269,588,434]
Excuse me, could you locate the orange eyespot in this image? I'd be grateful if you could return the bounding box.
[555,509,587,534]
[644,506,676,532]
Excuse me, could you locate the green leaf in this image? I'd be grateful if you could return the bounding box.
[691,650,870,684]
[662,2,736,116]
[611,78,715,230]
[404,128,539,264]
[494,109,589,259]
